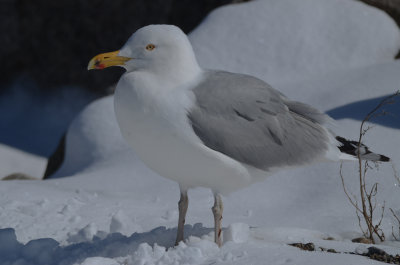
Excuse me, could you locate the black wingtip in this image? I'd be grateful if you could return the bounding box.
[379,155,390,162]
[336,136,390,162]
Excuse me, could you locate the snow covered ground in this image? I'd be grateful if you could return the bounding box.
[1,0,400,264]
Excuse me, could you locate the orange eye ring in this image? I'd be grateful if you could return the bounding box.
[146,44,156,51]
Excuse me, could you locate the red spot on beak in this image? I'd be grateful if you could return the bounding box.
[94,59,106,69]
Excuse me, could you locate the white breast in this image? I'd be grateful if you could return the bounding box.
[114,72,254,194]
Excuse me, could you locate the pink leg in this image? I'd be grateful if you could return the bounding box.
[212,193,223,247]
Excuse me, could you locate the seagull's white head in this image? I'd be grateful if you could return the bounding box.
[88,25,201,78]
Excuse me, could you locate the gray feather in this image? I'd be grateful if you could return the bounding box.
[188,70,331,171]
[283,99,330,124]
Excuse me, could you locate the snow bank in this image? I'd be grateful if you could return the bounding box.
[278,61,400,111]
[277,61,400,129]
[52,96,129,177]
[190,0,400,86]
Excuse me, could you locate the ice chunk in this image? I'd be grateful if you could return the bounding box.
[223,223,250,243]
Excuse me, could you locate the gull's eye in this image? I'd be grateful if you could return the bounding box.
[146,44,156,51]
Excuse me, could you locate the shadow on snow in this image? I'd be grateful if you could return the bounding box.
[327,94,400,129]
[0,224,213,265]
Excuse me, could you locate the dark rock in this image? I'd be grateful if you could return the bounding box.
[0,0,232,94]
[352,237,373,244]
[2,172,38,180]
[358,246,400,264]
[0,0,19,80]
[289,242,315,251]
[368,246,389,256]
[289,240,400,264]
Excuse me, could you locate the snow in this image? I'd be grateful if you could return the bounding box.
[51,96,129,178]
[224,223,250,243]
[278,61,400,112]
[1,0,400,264]
[1,225,397,265]
[77,257,119,265]
[190,0,400,86]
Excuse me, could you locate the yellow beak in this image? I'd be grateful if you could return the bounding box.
[87,50,131,70]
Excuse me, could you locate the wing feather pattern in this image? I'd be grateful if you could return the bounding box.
[188,71,331,171]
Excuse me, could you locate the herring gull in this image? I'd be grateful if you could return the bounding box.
[88,24,390,247]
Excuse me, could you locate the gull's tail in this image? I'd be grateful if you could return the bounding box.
[336,136,390,162]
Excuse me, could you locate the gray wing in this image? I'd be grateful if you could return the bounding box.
[188,70,331,171]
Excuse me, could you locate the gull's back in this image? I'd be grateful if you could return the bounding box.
[188,70,336,172]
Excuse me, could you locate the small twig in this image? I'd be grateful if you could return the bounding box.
[340,163,362,212]
[390,208,400,241]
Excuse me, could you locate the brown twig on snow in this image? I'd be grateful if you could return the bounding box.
[390,208,400,241]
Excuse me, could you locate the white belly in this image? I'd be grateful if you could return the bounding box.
[113,77,255,194]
